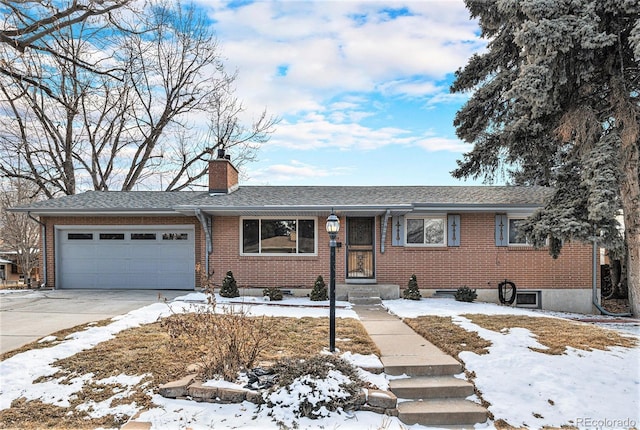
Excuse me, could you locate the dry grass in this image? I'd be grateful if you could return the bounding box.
[0,316,378,429]
[404,315,492,359]
[463,314,637,355]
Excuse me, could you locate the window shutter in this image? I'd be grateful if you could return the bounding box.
[495,214,508,247]
[447,214,461,247]
[391,216,405,246]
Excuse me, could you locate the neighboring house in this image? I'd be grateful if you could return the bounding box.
[0,251,40,287]
[11,157,598,313]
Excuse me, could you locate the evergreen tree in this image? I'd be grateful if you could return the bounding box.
[451,0,639,316]
[403,274,421,300]
[310,275,328,301]
[220,271,240,298]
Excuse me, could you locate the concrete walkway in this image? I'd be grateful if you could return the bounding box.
[353,304,488,427]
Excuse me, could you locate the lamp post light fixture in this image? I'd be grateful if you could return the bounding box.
[326,211,340,352]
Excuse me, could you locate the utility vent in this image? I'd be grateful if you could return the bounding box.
[515,291,541,309]
[433,290,457,298]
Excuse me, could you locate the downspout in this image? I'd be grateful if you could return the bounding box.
[380,209,391,254]
[592,238,631,317]
[195,209,213,283]
[27,211,46,288]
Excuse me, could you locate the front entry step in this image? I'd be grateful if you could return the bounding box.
[350,296,382,305]
[390,375,475,399]
[398,399,488,426]
[348,286,381,305]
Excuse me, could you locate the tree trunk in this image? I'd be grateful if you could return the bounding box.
[618,126,639,316]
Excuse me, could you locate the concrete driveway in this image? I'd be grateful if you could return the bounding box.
[0,289,188,355]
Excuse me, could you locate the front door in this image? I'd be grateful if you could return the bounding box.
[346,217,375,279]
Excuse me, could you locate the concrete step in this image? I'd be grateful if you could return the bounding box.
[349,297,382,305]
[349,288,380,296]
[390,376,474,399]
[397,399,487,426]
[382,355,462,377]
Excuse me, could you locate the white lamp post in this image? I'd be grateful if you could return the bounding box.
[326,211,340,352]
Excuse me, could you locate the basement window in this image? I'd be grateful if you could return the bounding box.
[515,291,541,309]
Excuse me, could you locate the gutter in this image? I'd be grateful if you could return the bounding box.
[27,212,46,288]
[592,239,631,317]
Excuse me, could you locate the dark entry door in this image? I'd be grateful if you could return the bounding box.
[346,217,375,279]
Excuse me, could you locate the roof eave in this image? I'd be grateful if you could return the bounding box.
[411,203,542,213]
[10,208,181,217]
[175,204,414,217]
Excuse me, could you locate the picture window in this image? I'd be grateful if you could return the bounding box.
[242,218,316,255]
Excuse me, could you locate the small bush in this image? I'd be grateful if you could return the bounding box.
[161,289,272,381]
[263,355,363,426]
[220,270,240,298]
[310,275,328,301]
[263,287,284,301]
[403,274,421,300]
[454,286,478,302]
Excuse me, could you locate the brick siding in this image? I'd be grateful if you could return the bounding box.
[208,214,594,291]
[40,212,594,293]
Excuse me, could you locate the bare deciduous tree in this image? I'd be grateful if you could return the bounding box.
[0,179,40,288]
[0,0,277,196]
[0,0,131,101]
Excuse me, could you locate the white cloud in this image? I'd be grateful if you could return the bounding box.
[415,135,471,152]
[245,159,352,184]
[193,0,485,185]
[203,0,484,117]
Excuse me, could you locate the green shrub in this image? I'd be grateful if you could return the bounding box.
[454,286,478,302]
[310,275,328,301]
[220,270,240,298]
[403,274,421,300]
[263,287,284,301]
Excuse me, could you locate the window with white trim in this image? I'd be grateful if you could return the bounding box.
[508,218,529,245]
[406,216,446,246]
[241,218,316,255]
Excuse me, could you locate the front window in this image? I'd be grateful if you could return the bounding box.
[406,217,446,246]
[508,218,529,245]
[242,218,316,255]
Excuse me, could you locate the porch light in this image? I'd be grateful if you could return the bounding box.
[326,210,340,352]
[326,212,340,237]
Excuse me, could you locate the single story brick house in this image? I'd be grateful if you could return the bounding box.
[13,157,599,313]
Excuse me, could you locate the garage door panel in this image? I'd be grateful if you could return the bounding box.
[58,227,195,290]
[63,246,98,260]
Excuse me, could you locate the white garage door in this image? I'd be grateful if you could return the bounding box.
[57,226,195,290]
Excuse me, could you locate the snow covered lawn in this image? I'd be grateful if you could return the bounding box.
[386,299,640,429]
[0,294,638,429]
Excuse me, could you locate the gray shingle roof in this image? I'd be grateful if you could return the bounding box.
[186,186,552,208]
[12,191,206,212]
[12,186,552,215]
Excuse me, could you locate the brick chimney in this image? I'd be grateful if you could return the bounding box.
[208,150,239,194]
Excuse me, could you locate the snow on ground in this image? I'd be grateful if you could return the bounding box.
[0,294,638,429]
[386,299,640,429]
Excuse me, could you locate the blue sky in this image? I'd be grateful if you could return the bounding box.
[198,0,486,186]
